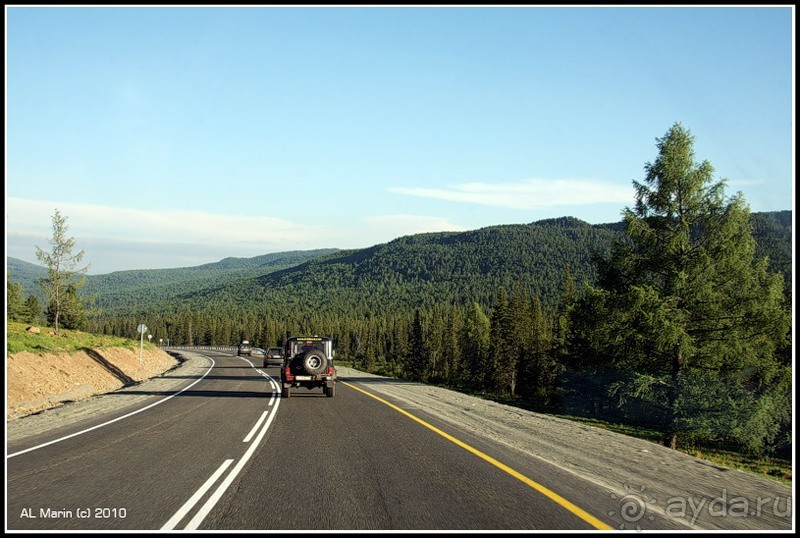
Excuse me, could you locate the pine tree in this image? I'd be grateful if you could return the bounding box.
[440,305,461,386]
[24,295,43,325]
[553,265,576,352]
[49,283,88,330]
[35,209,89,335]
[583,123,790,451]
[407,309,427,381]
[508,283,532,397]
[461,302,491,390]
[488,287,514,395]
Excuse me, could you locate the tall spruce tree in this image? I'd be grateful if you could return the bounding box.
[407,309,427,381]
[488,287,514,395]
[527,294,561,405]
[582,123,790,451]
[461,302,491,390]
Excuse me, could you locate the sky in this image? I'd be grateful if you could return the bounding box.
[5,5,795,275]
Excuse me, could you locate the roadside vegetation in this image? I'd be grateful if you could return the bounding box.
[558,415,793,487]
[524,403,790,486]
[6,321,153,355]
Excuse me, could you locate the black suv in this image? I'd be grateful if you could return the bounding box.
[280,336,336,398]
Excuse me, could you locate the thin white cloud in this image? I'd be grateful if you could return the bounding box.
[363,214,467,237]
[390,178,633,209]
[5,197,329,246]
[5,197,468,273]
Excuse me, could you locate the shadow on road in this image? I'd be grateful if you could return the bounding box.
[337,375,424,387]
[206,365,263,369]
[154,374,275,382]
[105,389,273,398]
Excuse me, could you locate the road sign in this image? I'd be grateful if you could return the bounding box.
[137,324,148,368]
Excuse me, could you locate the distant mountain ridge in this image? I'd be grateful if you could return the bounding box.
[7,249,340,301]
[7,211,791,318]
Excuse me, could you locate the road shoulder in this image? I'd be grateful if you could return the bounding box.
[337,366,793,531]
[6,350,210,444]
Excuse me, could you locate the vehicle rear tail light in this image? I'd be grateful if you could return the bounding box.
[327,367,333,375]
[284,367,294,381]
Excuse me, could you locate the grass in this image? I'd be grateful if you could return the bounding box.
[549,413,792,487]
[6,321,154,355]
[683,446,792,486]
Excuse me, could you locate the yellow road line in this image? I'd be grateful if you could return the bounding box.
[341,380,612,531]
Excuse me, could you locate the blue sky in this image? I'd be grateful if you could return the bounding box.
[5,6,794,275]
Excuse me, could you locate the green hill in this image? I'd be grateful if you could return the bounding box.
[6,257,48,298]
[147,211,790,316]
[7,249,340,309]
[8,211,791,326]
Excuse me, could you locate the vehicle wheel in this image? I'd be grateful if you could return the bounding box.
[325,384,335,398]
[282,387,290,399]
[302,350,327,375]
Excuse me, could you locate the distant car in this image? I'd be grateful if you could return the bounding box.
[238,340,252,356]
[263,347,284,368]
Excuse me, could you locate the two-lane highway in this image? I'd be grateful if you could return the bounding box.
[8,350,687,531]
[204,373,605,530]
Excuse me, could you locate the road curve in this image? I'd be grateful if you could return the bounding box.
[6,350,788,531]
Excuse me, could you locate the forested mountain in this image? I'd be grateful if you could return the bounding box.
[8,211,791,319]
[750,210,793,284]
[8,249,340,306]
[179,216,623,320]
[6,257,47,296]
[81,248,341,310]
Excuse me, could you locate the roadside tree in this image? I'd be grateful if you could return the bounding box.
[35,209,89,335]
[572,123,790,452]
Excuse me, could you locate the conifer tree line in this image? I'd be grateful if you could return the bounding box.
[7,271,44,326]
[9,123,792,456]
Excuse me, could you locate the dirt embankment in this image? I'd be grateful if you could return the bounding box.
[6,346,179,420]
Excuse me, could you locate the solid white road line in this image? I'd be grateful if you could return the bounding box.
[182,392,282,530]
[243,411,269,443]
[160,459,234,531]
[7,356,217,459]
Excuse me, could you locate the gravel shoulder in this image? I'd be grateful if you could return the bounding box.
[335,367,792,531]
[6,354,792,530]
[6,350,210,444]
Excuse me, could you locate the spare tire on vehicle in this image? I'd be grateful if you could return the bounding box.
[302,350,327,375]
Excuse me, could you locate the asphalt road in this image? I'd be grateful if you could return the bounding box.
[6,350,693,531]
